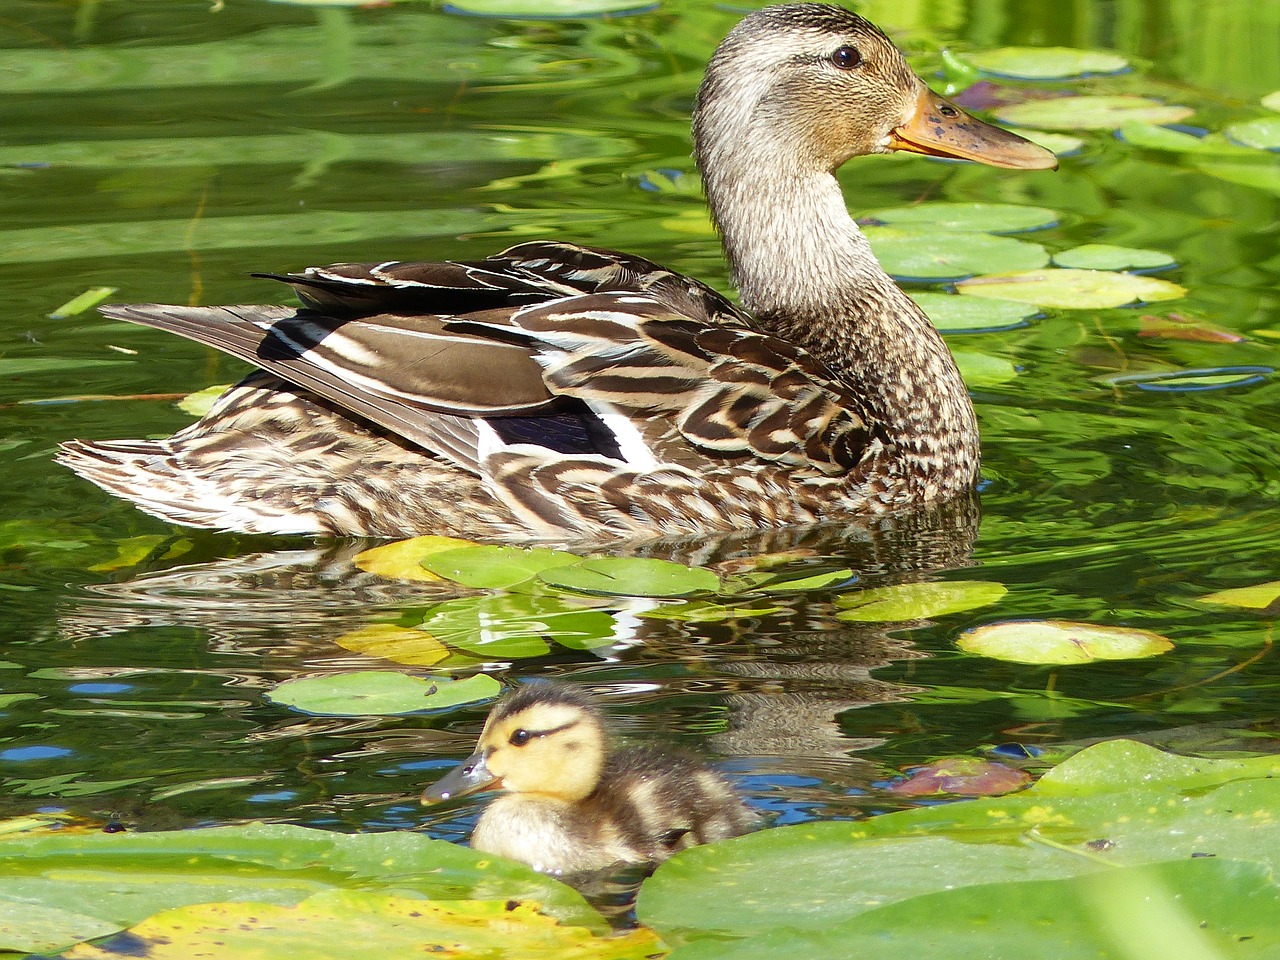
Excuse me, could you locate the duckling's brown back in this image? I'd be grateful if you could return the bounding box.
[586,744,759,861]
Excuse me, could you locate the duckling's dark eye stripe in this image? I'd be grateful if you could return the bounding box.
[508,719,579,746]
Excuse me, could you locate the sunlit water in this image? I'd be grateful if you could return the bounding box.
[1,0,1277,845]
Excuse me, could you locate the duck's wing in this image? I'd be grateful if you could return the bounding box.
[259,240,744,327]
[100,290,871,484]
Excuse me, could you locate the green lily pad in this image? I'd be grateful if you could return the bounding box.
[997,95,1193,131]
[1195,580,1280,611]
[1018,129,1086,155]
[1195,159,1280,196]
[0,901,132,954]
[538,557,719,598]
[1051,243,1176,271]
[956,268,1185,308]
[864,202,1058,234]
[637,740,1280,951]
[419,545,581,590]
[636,599,786,622]
[1118,121,1253,155]
[1100,366,1272,392]
[909,293,1038,331]
[1264,91,1280,113]
[62,890,661,960]
[956,619,1174,664]
[836,580,1007,622]
[952,351,1018,387]
[0,823,600,954]
[416,593,620,657]
[966,47,1129,81]
[445,0,656,16]
[865,228,1048,282]
[265,672,500,716]
[723,567,854,595]
[353,535,478,582]
[176,384,232,418]
[1224,116,1280,151]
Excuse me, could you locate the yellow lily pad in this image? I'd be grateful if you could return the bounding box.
[63,890,662,960]
[957,268,1185,309]
[353,535,478,582]
[836,580,1007,623]
[956,619,1174,664]
[1195,581,1280,611]
[333,624,451,666]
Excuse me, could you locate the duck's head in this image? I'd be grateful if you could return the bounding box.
[421,683,606,806]
[693,4,1056,179]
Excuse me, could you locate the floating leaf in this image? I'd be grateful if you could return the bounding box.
[62,890,661,960]
[1224,116,1280,151]
[865,228,1048,282]
[887,757,1031,797]
[1137,313,1244,343]
[957,268,1185,308]
[416,593,619,657]
[353,536,478,582]
[1195,580,1280,611]
[333,624,451,666]
[1102,366,1272,392]
[1264,91,1280,113]
[1117,121,1252,155]
[636,599,785,622]
[419,545,581,590]
[909,293,1037,332]
[265,672,500,716]
[966,47,1129,81]
[1017,129,1086,155]
[47,287,117,320]
[864,202,1058,234]
[952,350,1018,387]
[0,900,120,955]
[176,384,231,418]
[444,0,657,17]
[1052,243,1175,272]
[956,619,1173,664]
[998,95,1193,131]
[538,557,719,598]
[836,580,1007,622]
[1195,159,1280,195]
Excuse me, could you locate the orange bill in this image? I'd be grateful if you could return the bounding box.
[889,85,1058,170]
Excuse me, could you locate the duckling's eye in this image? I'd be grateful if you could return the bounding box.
[509,729,532,747]
[830,46,862,70]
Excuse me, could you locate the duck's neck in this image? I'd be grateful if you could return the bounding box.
[702,162,980,493]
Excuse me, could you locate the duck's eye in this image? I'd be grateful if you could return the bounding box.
[509,729,532,747]
[830,45,862,70]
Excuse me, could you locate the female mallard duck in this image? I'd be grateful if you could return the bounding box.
[58,4,1054,541]
[421,682,758,874]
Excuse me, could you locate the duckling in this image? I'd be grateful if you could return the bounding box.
[421,682,758,875]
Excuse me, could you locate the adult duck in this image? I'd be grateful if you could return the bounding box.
[59,4,1055,541]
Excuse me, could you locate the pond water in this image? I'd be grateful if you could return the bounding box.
[1,0,1278,854]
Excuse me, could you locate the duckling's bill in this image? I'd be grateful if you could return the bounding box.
[888,84,1057,170]
[422,749,498,804]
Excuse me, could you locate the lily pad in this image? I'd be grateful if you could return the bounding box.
[0,901,119,955]
[1195,580,1280,611]
[636,599,785,622]
[333,624,452,666]
[538,557,719,598]
[864,202,1058,234]
[836,580,1007,622]
[176,384,232,418]
[419,545,581,590]
[997,95,1193,131]
[444,0,656,17]
[1101,366,1272,392]
[952,351,1018,387]
[415,593,620,657]
[866,228,1048,282]
[1051,243,1175,272]
[265,672,500,716]
[1195,159,1280,196]
[956,268,1185,308]
[1264,91,1280,113]
[62,890,661,960]
[956,619,1174,664]
[353,535,478,582]
[909,293,1038,332]
[1117,121,1252,155]
[1137,313,1244,343]
[1017,129,1086,155]
[966,47,1129,81]
[886,757,1031,797]
[1223,116,1280,151]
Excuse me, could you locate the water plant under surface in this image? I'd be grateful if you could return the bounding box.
[1,0,1278,956]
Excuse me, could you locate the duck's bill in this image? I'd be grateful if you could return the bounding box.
[421,750,498,805]
[889,85,1058,170]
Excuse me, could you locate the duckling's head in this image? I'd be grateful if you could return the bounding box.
[694,4,1056,178]
[422,683,606,807]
